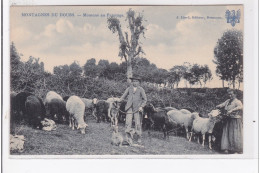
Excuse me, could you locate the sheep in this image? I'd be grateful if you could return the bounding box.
[66,96,88,134]
[161,107,178,112]
[189,109,221,149]
[45,91,63,103]
[81,98,98,120]
[167,109,199,139]
[111,125,124,147]
[45,91,66,121]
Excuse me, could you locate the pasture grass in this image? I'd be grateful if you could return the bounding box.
[11,118,218,155]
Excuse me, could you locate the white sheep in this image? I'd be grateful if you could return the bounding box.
[167,109,199,139]
[66,96,88,134]
[189,109,221,149]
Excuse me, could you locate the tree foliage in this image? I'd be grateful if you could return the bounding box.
[213,29,243,88]
[107,8,146,81]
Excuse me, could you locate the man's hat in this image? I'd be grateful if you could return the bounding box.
[129,76,142,82]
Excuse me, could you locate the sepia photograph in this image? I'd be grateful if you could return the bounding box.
[8,5,247,156]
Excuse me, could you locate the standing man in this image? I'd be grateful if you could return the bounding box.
[120,76,147,144]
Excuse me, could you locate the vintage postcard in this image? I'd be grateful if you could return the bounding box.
[3,1,259,173]
[3,0,258,161]
[8,5,249,156]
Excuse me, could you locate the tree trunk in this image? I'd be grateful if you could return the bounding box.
[238,81,240,90]
[126,54,133,83]
[222,79,224,88]
[232,79,235,89]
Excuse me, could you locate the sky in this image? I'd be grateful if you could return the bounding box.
[10,5,243,88]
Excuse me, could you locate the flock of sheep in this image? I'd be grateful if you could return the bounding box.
[10,90,223,151]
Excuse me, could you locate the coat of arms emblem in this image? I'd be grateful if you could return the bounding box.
[225,9,241,27]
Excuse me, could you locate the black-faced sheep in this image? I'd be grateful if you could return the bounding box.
[66,95,88,134]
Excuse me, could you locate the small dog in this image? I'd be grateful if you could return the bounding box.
[111,125,124,147]
[124,129,136,146]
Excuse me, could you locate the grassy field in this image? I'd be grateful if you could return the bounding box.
[11,117,219,155]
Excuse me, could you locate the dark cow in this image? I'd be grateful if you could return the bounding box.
[45,98,69,123]
[143,103,170,139]
[11,91,33,123]
[95,100,110,123]
[25,95,46,128]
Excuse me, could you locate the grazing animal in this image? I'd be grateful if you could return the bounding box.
[46,99,69,123]
[189,109,221,149]
[24,95,46,128]
[45,91,68,123]
[161,107,177,112]
[167,109,199,139]
[45,91,63,103]
[11,91,33,123]
[111,125,124,147]
[66,95,88,134]
[81,98,98,119]
[143,103,170,139]
[95,100,110,123]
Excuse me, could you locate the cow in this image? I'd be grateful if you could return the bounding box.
[24,95,46,128]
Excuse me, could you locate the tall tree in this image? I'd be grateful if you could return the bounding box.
[83,58,98,78]
[107,9,146,82]
[201,65,212,87]
[169,65,186,88]
[10,42,23,91]
[213,29,243,88]
[97,59,109,77]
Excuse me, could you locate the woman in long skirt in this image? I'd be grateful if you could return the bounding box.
[216,88,243,154]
